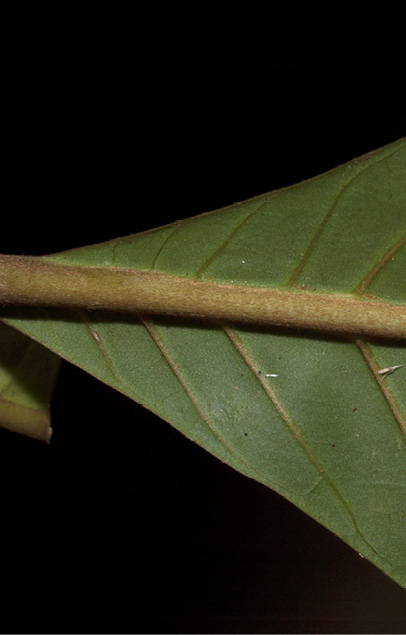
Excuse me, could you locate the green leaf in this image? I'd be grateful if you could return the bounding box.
[0,321,61,441]
[2,136,406,585]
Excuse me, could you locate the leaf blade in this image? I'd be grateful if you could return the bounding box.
[0,321,61,441]
[2,137,406,584]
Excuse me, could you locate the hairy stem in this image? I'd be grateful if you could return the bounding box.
[1,254,406,339]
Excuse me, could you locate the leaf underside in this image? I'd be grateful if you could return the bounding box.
[2,137,406,586]
[0,321,61,441]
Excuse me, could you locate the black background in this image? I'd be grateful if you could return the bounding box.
[1,35,406,633]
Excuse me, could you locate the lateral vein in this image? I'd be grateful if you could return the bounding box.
[224,326,386,556]
[354,235,406,295]
[356,339,406,440]
[194,198,271,278]
[141,318,268,482]
[287,143,405,287]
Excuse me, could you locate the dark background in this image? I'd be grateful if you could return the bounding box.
[1,37,406,633]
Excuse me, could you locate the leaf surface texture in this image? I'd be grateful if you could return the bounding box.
[2,137,406,585]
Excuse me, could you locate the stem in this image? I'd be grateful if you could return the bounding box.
[1,254,406,339]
